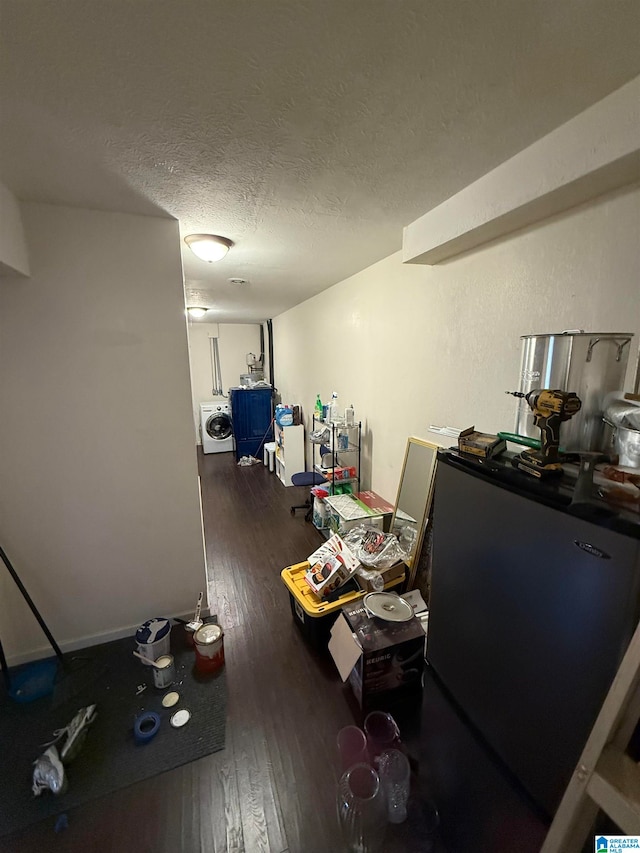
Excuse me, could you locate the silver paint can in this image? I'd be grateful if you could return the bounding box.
[152,654,175,689]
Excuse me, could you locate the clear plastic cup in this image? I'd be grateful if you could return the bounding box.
[363,710,401,761]
[337,725,369,773]
[378,748,411,823]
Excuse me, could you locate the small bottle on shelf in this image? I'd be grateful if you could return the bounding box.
[345,403,355,427]
[328,391,339,424]
[315,393,323,418]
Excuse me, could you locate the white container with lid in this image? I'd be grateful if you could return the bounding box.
[135,617,171,664]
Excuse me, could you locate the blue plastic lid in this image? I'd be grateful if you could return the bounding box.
[135,617,171,644]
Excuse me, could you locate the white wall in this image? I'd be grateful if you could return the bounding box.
[273,185,640,503]
[188,321,261,440]
[0,180,30,276]
[0,203,206,663]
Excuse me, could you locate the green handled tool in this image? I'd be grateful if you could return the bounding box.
[498,432,568,453]
[498,432,540,449]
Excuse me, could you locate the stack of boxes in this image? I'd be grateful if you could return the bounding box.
[329,599,425,709]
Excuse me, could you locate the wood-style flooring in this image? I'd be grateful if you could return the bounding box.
[0,450,436,853]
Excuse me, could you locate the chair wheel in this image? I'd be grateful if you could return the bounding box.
[290,507,295,516]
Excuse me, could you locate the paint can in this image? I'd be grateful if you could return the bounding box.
[135,617,171,664]
[152,654,175,689]
[184,624,197,646]
[193,623,225,674]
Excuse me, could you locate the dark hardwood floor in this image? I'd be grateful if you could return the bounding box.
[2,450,434,853]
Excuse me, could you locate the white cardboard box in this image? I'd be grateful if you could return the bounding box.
[324,494,385,535]
[305,534,360,598]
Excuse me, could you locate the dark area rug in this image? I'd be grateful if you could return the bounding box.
[0,620,227,837]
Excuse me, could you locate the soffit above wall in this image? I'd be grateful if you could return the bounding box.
[403,77,640,265]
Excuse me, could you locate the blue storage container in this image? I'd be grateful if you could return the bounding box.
[229,387,274,460]
[275,404,294,427]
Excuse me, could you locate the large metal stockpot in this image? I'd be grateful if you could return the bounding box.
[515,331,634,452]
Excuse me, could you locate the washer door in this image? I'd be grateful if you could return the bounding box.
[206,412,233,441]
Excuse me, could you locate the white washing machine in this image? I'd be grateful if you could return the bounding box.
[200,401,235,454]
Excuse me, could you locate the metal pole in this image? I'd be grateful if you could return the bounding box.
[0,636,10,692]
[0,545,64,663]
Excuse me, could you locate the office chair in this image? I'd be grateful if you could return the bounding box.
[290,471,328,522]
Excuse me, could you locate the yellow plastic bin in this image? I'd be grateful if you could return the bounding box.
[280,561,405,651]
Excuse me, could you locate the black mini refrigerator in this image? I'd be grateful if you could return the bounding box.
[229,386,273,461]
[427,450,640,817]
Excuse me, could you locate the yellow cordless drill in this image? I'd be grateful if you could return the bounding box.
[505,389,582,479]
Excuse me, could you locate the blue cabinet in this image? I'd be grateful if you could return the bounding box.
[229,387,273,461]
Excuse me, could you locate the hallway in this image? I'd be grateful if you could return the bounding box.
[1,451,355,853]
[197,449,352,853]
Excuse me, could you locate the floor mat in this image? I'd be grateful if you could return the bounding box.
[0,621,227,837]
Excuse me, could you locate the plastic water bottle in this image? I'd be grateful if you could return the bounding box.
[345,403,355,427]
[328,391,339,424]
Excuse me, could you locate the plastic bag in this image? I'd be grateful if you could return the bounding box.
[355,566,384,592]
[310,487,329,499]
[237,455,260,466]
[309,427,331,444]
[397,523,417,555]
[32,746,66,796]
[342,524,410,569]
[53,705,98,764]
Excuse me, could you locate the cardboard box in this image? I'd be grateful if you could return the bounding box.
[312,495,331,530]
[400,590,429,649]
[355,490,395,532]
[324,494,385,535]
[305,534,360,598]
[356,561,406,592]
[458,426,506,459]
[329,600,425,708]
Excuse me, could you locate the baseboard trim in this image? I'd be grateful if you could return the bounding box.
[6,606,211,668]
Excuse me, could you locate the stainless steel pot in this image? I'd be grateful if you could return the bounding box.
[603,421,640,468]
[515,331,633,452]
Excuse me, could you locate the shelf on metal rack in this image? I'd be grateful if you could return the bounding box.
[312,415,362,496]
[313,465,359,484]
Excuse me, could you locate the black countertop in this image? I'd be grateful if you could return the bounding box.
[437,448,640,540]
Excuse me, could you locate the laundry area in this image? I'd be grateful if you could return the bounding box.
[1,4,640,853]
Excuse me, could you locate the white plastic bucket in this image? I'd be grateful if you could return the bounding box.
[135,617,171,664]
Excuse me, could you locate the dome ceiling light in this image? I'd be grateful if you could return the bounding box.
[186,306,208,319]
[184,234,233,263]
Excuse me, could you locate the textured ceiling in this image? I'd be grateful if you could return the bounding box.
[1,1,639,322]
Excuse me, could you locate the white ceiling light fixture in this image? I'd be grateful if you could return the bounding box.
[186,306,208,319]
[184,234,233,263]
